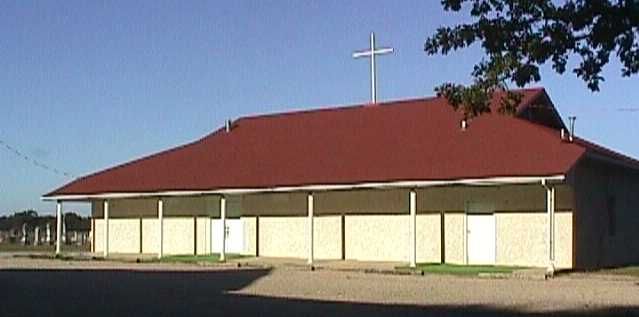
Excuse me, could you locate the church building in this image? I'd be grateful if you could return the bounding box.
[44,88,639,271]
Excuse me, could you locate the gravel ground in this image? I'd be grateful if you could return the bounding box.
[235,267,639,313]
[1,255,638,316]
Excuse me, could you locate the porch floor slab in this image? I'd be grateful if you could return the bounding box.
[234,257,404,272]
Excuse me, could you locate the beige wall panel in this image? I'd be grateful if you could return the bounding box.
[164,196,221,217]
[315,189,408,215]
[93,219,104,253]
[107,219,140,253]
[259,216,306,258]
[162,217,195,255]
[92,198,157,218]
[555,212,573,269]
[314,216,342,260]
[417,184,573,212]
[345,215,408,262]
[195,217,211,255]
[242,217,257,256]
[91,201,101,218]
[495,213,546,267]
[242,193,306,216]
[416,214,442,263]
[142,218,159,254]
[444,213,465,264]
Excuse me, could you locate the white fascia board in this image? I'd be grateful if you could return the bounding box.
[42,174,565,201]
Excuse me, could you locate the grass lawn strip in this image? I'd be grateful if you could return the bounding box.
[154,254,245,264]
[398,263,524,276]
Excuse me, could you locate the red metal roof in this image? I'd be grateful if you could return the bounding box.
[46,88,597,197]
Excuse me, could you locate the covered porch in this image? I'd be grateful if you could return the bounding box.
[47,175,574,273]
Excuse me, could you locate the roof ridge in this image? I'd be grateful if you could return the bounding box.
[234,96,441,123]
[236,88,546,123]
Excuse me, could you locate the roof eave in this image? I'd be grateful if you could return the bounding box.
[584,151,639,172]
[42,174,566,201]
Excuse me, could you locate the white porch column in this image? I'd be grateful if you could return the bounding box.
[158,198,164,259]
[546,185,556,274]
[409,190,417,268]
[220,196,226,262]
[55,201,62,255]
[307,193,314,265]
[90,219,94,253]
[103,200,109,257]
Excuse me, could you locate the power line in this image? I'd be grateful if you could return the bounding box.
[0,139,75,178]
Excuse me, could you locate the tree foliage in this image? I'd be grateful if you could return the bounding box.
[425,0,639,118]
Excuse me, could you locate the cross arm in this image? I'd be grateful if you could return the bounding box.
[352,47,394,58]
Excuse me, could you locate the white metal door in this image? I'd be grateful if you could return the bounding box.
[467,214,496,265]
[211,219,244,254]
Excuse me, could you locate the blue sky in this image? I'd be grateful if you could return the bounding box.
[1,1,637,216]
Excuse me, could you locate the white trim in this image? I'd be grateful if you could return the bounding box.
[157,199,163,259]
[409,190,417,268]
[42,175,565,201]
[220,196,226,262]
[544,185,556,274]
[307,193,314,265]
[103,200,109,257]
[55,201,62,255]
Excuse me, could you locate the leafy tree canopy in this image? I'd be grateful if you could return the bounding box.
[425,0,639,118]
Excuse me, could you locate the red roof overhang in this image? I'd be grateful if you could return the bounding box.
[44,88,607,199]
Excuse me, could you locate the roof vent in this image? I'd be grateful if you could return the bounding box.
[460,119,468,131]
[568,116,576,142]
[225,119,232,133]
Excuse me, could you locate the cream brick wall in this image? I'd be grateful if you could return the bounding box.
[494,211,572,268]
[416,214,442,263]
[108,219,140,253]
[95,217,211,256]
[345,215,408,262]
[162,217,195,255]
[93,219,105,253]
[444,213,466,264]
[242,216,257,256]
[555,212,573,269]
[87,184,576,266]
[142,218,159,254]
[495,213,547,267]
[259,216,307,258]
[94,218,140,254]
[195,217,212,255]
[314,216,342,260]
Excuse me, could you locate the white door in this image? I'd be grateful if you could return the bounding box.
[211,219,244,254]
[467,214,496,265]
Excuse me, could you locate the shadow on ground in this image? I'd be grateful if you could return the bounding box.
[0,269,636,316]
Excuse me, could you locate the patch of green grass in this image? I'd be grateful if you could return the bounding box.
[399,263,524,276]
[154,254,246,264]
[597,266,639,277]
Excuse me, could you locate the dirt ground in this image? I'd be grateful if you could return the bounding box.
[1,255,638,316]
